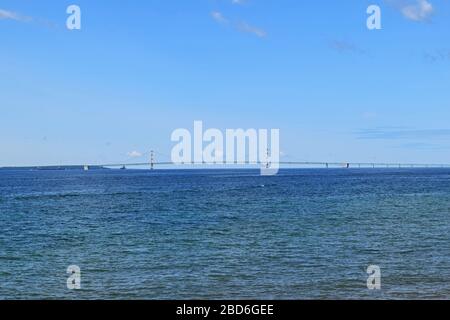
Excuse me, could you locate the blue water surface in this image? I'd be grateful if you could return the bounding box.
[0,169,449,299]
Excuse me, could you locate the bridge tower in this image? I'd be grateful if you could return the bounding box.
[265,148,270,169]
[150,150,154,170]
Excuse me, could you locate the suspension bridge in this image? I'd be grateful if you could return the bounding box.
[78,150,450,171]
[3,150,450,171]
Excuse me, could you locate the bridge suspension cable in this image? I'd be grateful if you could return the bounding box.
[4,150,450,170]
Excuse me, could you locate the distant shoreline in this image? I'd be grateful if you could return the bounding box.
[0,166,110,171]
[2,166,450,172]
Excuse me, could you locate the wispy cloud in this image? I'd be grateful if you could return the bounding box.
[211,11,228,24]
[424,49,450,63]
[330,40,367,55]
[401,0,433,21]
[356,128,450,140]
[0,8,32,22]
[0,8,60,29]
[386,0,434,22]
[0,9,20,20]
[393,142,445,150]
[232,0,246,5]
[211,11,267,38]
[237,22,267,38]
[127,151,143,158]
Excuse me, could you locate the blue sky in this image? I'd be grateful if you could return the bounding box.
[1,0,449,166]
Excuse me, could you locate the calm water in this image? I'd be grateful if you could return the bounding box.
[0,169,449,299]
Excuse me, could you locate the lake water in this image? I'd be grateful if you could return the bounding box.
[0,169,449,299]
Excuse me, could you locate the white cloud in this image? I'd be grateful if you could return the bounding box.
[211,11,228,24]
[211,10,267,39]
[330,40,366,55]
[399,0,434,22]
[0,8,31,22]
[237,22,267,38]
[0,9,18,20]
[232,0,245,5]
[127,151,143,158]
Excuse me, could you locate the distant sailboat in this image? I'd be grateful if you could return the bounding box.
[83,165,89,171]
[120,165,126,170]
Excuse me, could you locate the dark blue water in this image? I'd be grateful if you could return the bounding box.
[0,169,449,299]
